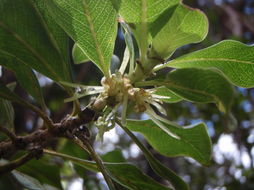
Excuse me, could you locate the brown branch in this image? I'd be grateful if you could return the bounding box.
[0,148,42,175]
[0,107,97,160]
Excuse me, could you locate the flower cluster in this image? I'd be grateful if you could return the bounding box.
[63,71,179,139]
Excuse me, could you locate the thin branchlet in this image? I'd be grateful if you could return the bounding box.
[0,107,97,162]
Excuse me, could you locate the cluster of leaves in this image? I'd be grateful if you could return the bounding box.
[0,0,254,189]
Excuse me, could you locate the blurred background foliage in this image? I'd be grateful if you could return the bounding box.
[0,0,254,189]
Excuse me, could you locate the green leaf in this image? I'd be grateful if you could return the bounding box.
[0,98,14,129]
[120,22,135,74]
[15,64,46,109]
[58,140,90,181]
[0,81,52,127]
[72,43,89,64]
[0,81,25,104]
[153,86,182,103]
[18,158,62,189]
[101,149,126,163]
[118,0,179,23]
[0,173,20,190]
[0,83,15,129]
[46,0,118,77]
[45,150,172,190]
[31,0,71,65]
[118,0,180,60]
[150,4,208,59]
[118,121,189,190]
[105,163,171,190]
[126,119,212,165]
[167,68,234,112]
[139,146,188,190]
[59,140,89,159]
[0,56,46,108]
[142,68,234,112]
[160,40,254,88]
[0,0,72,82]
[12,170,46,190]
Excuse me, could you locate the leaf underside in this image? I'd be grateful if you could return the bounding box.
[126,119,212,165]
[165,40,254,88]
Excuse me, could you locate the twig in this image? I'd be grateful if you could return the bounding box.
[43,149,97,171]
[73,138,116,190]
[0,107,97,161]
[19,100,54,129]
[0,149,42,175]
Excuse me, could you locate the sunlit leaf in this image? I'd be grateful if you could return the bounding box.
[159,40,254,88]
[46,0,118,77]
[117,0,179,23]
[120,22,135,74]
[72,43,89,64]
[31,0,71,65]
[142,68,234,112]
[153,86,182,103]
[150,4,208,59]
[118,0,180,59]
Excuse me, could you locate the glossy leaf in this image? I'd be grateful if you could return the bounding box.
[160,40,254,88]
[0,0,72,82]
[150,4,208,59]
[126,119,212,165]
[72,43,89,64]
[0,56,45,108]
[153,86,182,103]
[143,68,234,112]
[12,170,46,190]
[46,0,118,77]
